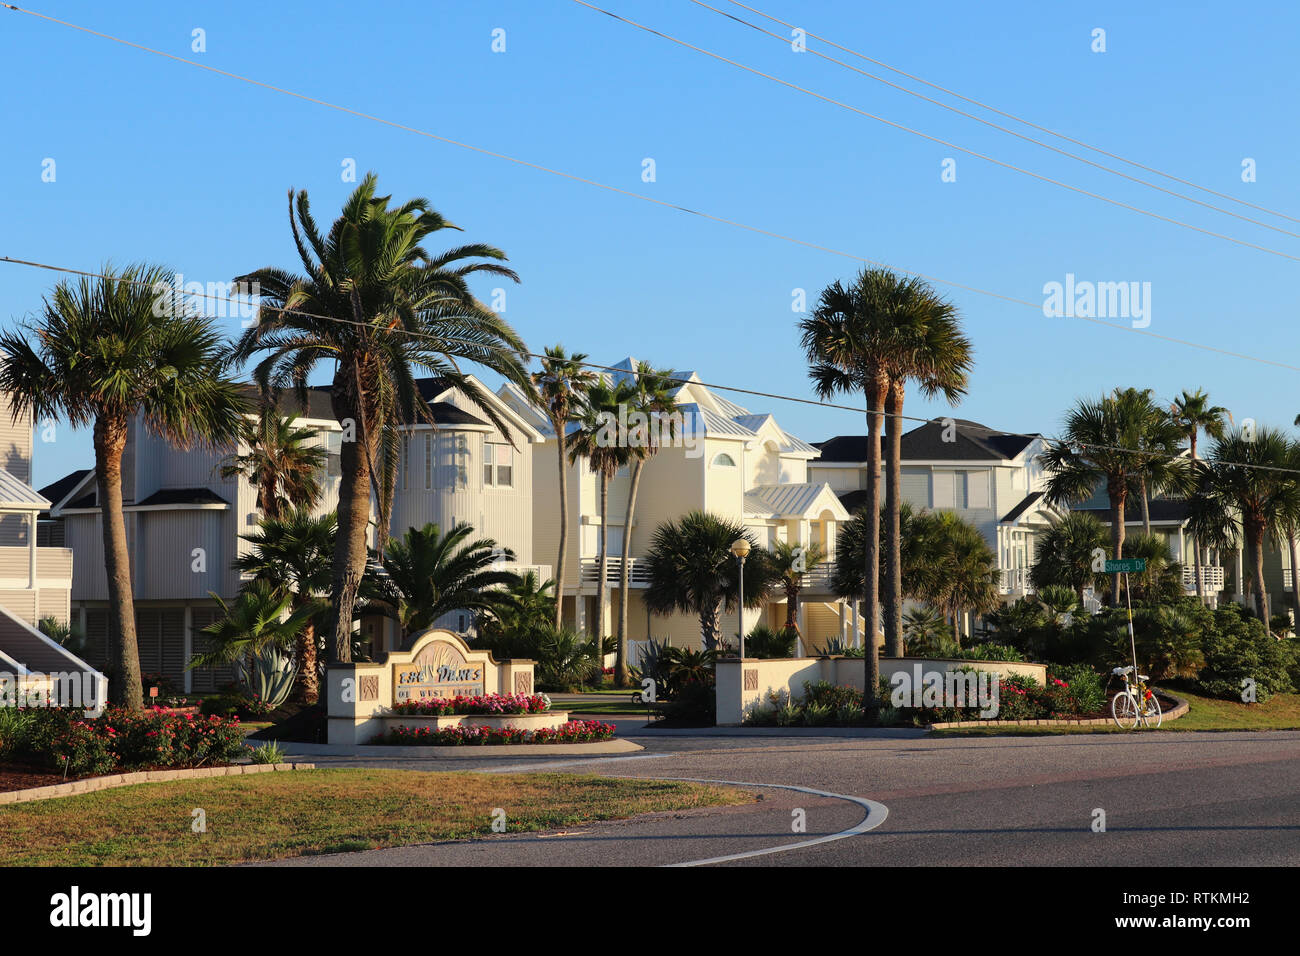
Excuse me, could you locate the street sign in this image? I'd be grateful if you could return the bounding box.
[1104,558,1147,573]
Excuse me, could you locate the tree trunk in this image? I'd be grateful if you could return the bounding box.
[94,415,143,711]
[862,379,886,717]
[1248,517,1268,622]
[595,473,609,652]
[259,474,280,522]
[553,420,569,629]
[699,601,721,652]
[615,457,644,687]
[884,383,904,657]
[784,581,799,631]
[1289,533,1300,624]
[1139,477,1151,536]
[293,611,319,705]
[1190,435,1204,602]
[1109,479,1128,606]
[328,388,374,665]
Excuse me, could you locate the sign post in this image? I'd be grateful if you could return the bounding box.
[1104,559,1147,675]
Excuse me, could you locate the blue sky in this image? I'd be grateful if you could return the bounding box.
[3,0,1299,488]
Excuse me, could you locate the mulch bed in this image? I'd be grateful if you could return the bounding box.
[0,762,73,792]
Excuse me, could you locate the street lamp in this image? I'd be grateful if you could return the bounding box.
[730,538,751,660]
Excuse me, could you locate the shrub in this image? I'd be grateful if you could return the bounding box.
[742,624,798,659]
[371,719,616,746]
[800,702,834,727]
[389,694,550,716]
[957,643,1026,662]
[1197,604,1293,702]
[249,740,287,764]
[1048,663,1106,714]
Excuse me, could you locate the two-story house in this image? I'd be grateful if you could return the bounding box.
[499,358,851,656]
[46,376,546,693]
[811,418,1064,607]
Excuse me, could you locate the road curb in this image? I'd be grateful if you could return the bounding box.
[928,692,1188,730]
[0,762,316,805]
[280,738,645,759]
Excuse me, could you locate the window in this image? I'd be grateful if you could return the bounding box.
[484,442,513,486]
[711,452,736,467]
[401,436,409,491]
[327,431,342,478]
[483,437,494,486]
[424,433,433,490]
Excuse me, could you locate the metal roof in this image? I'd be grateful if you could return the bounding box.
[0,470,51,511]
[745,482,849,520]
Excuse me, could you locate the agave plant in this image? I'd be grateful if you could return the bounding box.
[235,646,299,711]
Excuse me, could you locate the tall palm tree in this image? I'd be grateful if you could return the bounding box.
[800,267,925,715]
[532,346,597,628]
[1030,511,1111,603]
[231,508,337,703]
[1188,427,1300,621]
[615,363,679,686]
[1111,387,1187,534]
[1170,389,1229,601]
[567,377,636,642]
[0,264,246,710]
[881,290,973,657]
[831,502,937,639]
[1040,392,1186,605]
[642,512,777,651]
[219,406,326,520]
[233,174,529,664]
[769,540,828,638]
[359,522,521,642]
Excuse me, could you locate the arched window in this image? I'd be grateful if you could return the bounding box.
[711,452,736,467]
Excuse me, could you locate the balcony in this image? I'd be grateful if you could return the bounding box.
[999,567,1035,597]
[580,557,651,588]
[1182,566,1224,594]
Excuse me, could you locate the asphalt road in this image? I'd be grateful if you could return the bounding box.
[266,729,1300,867]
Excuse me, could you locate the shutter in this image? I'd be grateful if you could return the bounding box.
[967,471,990,509]
[932,472,955,509]
[161,608,186,687]
[900,472,929,509]
[136,609,162,676]
[189,606,236,692]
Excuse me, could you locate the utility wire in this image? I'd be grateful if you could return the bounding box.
[3,255,1298,478]
[1,7,1296,374]
[690,0,1300,241]
[570,0,1300,262]
[719,0,1300,226]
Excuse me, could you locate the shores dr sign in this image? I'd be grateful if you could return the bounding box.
[394,642,485,701]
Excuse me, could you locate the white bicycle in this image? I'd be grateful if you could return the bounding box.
[1110,665,1163,730]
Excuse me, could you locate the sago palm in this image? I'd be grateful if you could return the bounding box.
[1030,511,1111,602]
[233,173,530,664]
[1170,389,1230,601]
[0,263,247,709]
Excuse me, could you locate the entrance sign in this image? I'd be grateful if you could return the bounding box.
[1104,558,1146,573]
[394,641,485,701]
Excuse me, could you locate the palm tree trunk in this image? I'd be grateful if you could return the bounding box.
[1289,532,1300,623]
[1248,520,1268,622]
[553,421,569,629]
[329,393,374,665]
[884,383,904,657]
[784,581,798,631]
[862,379,886,717]
[259,476,280,522]
[1140,477,1152,535]
[700,601,722,651]
[293,610,319,704]
[94,415,143,711]
[1190,435,1205,602]
[595,473,609,649]
[615,458,645,687]
[1109,480,1128,607]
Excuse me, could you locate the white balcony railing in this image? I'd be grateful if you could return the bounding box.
[999,567,1035,596]
[1182,566,1224,593]
[580,557,651,588]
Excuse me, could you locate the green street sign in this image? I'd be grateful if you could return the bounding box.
[1105,558,1147,573]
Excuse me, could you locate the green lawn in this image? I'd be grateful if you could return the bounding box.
[929,689,1300,737]
[0,769,751,866]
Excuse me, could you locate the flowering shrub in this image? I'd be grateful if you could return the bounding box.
[371,719,615,746]
[10,706,248,777]
[388,693,551,716]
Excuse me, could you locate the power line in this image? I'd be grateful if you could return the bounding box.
[2,6,1297,374]
[690,0,1300,241]
[720,0,1300,227]
[571,0,1300,262]
[4,254,1299,479]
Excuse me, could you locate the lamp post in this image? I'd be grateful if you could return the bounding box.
[730,538,751,660]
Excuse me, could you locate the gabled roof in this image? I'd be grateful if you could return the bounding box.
[744,482,850,521]
[1077,499,1190,524]
[0,470,50,511]
[680,404,756,440]
[38,469,93,513]
[1001,491,1045,523]
[816,419,1038,464]
[238,384,339,422]
[136,488,230,507]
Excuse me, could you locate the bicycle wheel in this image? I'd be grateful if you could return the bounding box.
[1111,691,1140,730]
[1140,691,1163,729]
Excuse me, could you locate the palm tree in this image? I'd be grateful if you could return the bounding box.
[567,377,637,642]
[231,508,337,703]
[881,290,973,658]
[190,580,319,678]
[359,522,522,642]
[233,174,530,664]
[902,605,949,656]
[1188,427,1300,621]
[1111,387,1188,534]
[0,264,246,709]
[832,502,937,645]
[1170,389,1230,601]
[1123,533,1185,604]
[800,267,920,714]
[769,540,828,639]
[1030,511,1111,603]
[615,363,679,686]
[220,406,326,520]
[532,346,598,628]
[1040,392,1185,605]
[917,511,1001,646]
[642,511,777,651]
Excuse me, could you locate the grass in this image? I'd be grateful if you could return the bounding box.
[929,688,1300,737]
[0,769,751,866]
